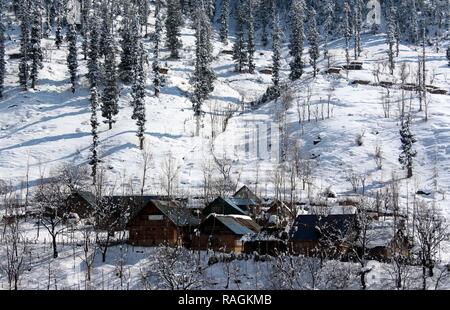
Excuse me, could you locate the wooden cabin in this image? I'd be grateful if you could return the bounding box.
[65,191,97,218]
[289,214,357,257]
[127,199,200,247]
[202,197,247,218]
[326,67,342,74]
[193,214,260,253]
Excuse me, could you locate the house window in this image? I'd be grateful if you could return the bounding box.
[148,215,164,221]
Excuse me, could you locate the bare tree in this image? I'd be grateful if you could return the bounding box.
[160,152,180,198]
[414,202,448,290]
[34,174,70,258]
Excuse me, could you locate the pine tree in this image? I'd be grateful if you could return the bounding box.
[322,0,334,59]
[89,86,100,184]
[101,30,119,130]
[67,24,78,93]
[289,0,305,81]
[232,3,247,72]
[308,7,320,78]
[153,0,162,97]
[219,0,229,44]
[399,113,417,178]
[408,0,419,44]
[87,15,99,88]
[272,13,282,94]
[259,0,273,47]
[0,2,5,99]
[343,0,351,70]
[192,2,215,120]
[166,0,183,59]
[99,2,112,59]
[247,0,256,74]
[119,3,139,84]
[131,41,147,150]
[353,0,362,59]
[30,2,43,90]
[80,0,91,61]
[19,0,31,90]
[55,1,63,49]
[387,4,396,75]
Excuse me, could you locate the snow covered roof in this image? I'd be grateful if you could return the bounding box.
[205,213,260,236]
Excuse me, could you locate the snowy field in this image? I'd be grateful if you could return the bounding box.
[0,1,450,290]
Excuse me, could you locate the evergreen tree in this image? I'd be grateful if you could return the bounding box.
[166,0,183,59]
[408,0,419,44]
[131,41,147,150]
[192,2,215,119]
[89,86,100,184]
[99,2,112,59]
[67,24,78,93]
[322,0,334,59]
[232,3,248,72]
[101,31,119,130]
[289,0,305,81]
[19,0,31,90]
[55,1,63,49]
[219,0,229,44]
[119,3,139,84]
[153,0,162,97]
[247,0,256,74]
[353,0,362,59]
[387,4,396,75]
[343,0,351,70]
[0,2,5,99]
[272,13,282,94]
[30,2,43,90]
[87,15,99,88]
[399,113,417,178]
[259,0,273,47]
[308,7,320,78]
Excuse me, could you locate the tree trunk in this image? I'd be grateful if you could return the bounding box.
[52,235,58,258]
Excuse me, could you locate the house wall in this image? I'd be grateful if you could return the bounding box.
[192,234,243,253]
[128,203,180,247]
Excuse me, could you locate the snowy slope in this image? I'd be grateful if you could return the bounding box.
[0,10,449,216]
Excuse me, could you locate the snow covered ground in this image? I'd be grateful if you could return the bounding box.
[0,3,449,290]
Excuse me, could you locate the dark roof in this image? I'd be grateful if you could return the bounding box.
[228,197,258,208]
[129,199,200,227]
[74,191,97,207]
[205,214,261,235]
[233,185,261,202]
[203,197,247,216]
[289,214,356,241]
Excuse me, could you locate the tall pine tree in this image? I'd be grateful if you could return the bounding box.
[30,1,43,90]
[67,24,78,93]
[387,3,397,75]
[101,28,119,130]
[343,0,352,71]
[192,2,216,135]
[289,0,305,81]
[399,113,417,178]
[308,7,320,78]
[272,12,282,95]
[166,0,183,59]
[232,3,247,72]
[247,0,256,74]
[153,0,162,97]
[119,3,139,84]
[219,0,229,44]
[19,0,31,90]
[131,41,147,149]
[89,86,100,184]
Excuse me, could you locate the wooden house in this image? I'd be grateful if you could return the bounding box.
[289,214,357,257]
[193,214,261,253]
[65,191,97,218]
[202,197,247,218]
[233,185,261,202]
[243,230,288,256]
[127,199,200,247]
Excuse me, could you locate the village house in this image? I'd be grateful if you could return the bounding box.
[127,199,200,247]
[243,230,288,256]
[193,214,261,253]
[289,214,357,258]
[202,197,247,218]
